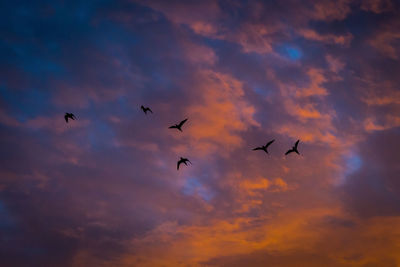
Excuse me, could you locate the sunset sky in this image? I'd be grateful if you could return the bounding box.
[1,0,400,266]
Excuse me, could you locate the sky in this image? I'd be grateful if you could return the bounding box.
[1,0,400,266]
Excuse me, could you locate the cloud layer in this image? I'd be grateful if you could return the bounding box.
[1,0,400,266]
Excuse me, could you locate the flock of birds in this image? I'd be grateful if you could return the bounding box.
[64,105,301,171]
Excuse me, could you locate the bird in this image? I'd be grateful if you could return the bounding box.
[285,140,300,156]
[253,139,275,154]
[141,105,153,114]
[177,157,191,170]
[169,118,188,132]
[64,113,76,123]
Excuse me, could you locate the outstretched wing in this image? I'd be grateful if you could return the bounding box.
[266,139,275,148]
[64,114,69,123]
[148,108,153,113]
[187,159,192,164]
[169,125,177,129]
[71,114,76,120]
[285,149,293,155]
[253,147,263,151]
[178,118,188,128]
[294,140,300,149]
[177,160,182,170]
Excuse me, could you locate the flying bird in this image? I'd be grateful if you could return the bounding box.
[285,140,300,156]
[253,139,275,154]
[177,157,191,170]
[64,113,76,123]
[141,105,153,114]
[169,118,188,132]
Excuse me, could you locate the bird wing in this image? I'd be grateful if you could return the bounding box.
[176,159,184,170]
[294,140,300,149]
[187,159,192,164]
[178,118,188,127]
[253,147,262,151]
[266,139,275,147]
[285,149,293,155]
[71,114,76,120]
[64,114,68,123]
[169,125,177,129]
[148,108,153,113]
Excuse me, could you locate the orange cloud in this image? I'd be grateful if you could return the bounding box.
[182,69,259,155]
[277,68,336,128]
[109,206,400,266]
[364,116,400,132]
[113,207,349,266]
[362,88,400,106]
[240,177,290,195]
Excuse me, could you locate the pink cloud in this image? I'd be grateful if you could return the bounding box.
[181,40,218,65]
[361,0,394,13]
[0,109,21,128]
[25,115,90,134]
[312,0,353,21]
[369,30,400,59]
[298,29,353,46]
[325,55,346,74]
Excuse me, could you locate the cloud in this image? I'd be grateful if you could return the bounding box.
[298,29,353,46]
[342,130,400,218]
[369,17,400,59]
[0,109,21,128]
[361,0,394,13]
[181,40,218,65]
[1,0,400,266]
[325,55,346,74]
[240,177,291,195]
[311,0,353,21]
[364,115,400,131]
[25,115,90,134]
[184,69,260,155]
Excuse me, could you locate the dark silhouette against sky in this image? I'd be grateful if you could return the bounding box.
[64,113,76,123]
[253,139,275,154]
[169,118,188,132]
[285,140,300,156]
[177,157,192,170]
[141,105,153,115]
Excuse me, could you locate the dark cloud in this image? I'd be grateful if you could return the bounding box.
[342,129,400,218]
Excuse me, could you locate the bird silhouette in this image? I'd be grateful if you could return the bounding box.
[285,140,300,156]
[169,118,188,132]
[253,139,275,154]
[141,105,153,114]
[177,157,191,170]
[64,113,76,123]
